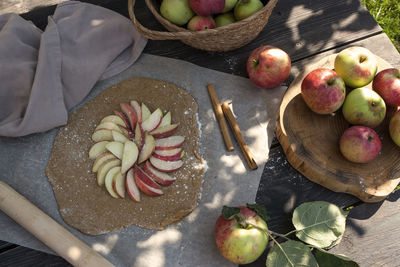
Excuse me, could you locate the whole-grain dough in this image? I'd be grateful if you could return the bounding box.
[46,77,204,235]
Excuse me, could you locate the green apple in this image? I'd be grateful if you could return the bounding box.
[334,46,378,88]
[342,87,386,128]
[215,12,236,27]
[389,109,400,147]
[222,0,238,12]
[160,0,195,26]
[234,0,264,20]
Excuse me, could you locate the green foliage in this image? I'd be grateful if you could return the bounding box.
[314,249,359,267]
[362,0,400,52]
[266,240,318,267]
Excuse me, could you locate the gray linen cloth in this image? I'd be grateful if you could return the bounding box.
[0,1,147,137]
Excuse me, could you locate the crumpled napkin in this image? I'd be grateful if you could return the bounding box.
[0,1,147,137]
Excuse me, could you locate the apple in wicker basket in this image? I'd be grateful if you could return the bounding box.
[234,0,264,20]
[160,0,195,26]
[189,0,225,17]
[301,68,346,114]
[247,45,291,89]
[215,13,236,27]
[187,15,216,31]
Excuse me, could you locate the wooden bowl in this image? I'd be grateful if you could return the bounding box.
[276,54,400,203]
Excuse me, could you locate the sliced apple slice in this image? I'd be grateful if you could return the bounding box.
[141,103,151,122]
[130,100,142,123]
[92,129,113,142]
[143,161,176,186]
[120,103,138,130]
[155,135,185,150]
[150,124,179,138]
[112,170,126,198]
[149,156,183,173]
[126,168,140,202]
[153,147,184,161]
[159,111,171,127]
[88,141,109,159]
[100,115,126,127]
[104,166,121,198]
[106,141,124,159]
[92,152,116,172]
[114,110,130,129]
[121,141,139,174]
[134,165,163,197]
[95,121,122,133]
[97,158,121,186]
[112,130,129,143]
[142,108,162,132]
[134,123,144,152]
[138,132,155,164]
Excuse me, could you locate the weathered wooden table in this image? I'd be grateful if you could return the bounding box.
[0,0,399,266]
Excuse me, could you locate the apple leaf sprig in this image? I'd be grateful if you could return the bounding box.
[222,201,359,267]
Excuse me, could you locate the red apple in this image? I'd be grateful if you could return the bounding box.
[149,156,183,172]
[372,68,400,107]
[187,15,216,31]
[134,165,163,197]
[113,110,130,129]
[215,206,269,264]
[301,68,346,114]
[120,103,138,130]
[143,161,176,186]
[155,135,185,150]
[150,124,179,138]
[153,148,184,161]
[142,108,162,132]
[130,100,142,123]
[389,109,400,147]
[247,45,291,89]
[138,132,155,164]
[339,126,381,163]
[190,0,225,16]
[126,168,141,202]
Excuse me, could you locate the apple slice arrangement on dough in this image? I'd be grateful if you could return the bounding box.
[88,101,185,201]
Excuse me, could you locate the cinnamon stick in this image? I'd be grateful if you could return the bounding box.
[221,102,258,170]
[207,84,234,151]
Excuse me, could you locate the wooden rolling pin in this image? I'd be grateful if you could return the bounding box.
[0,181,114,267]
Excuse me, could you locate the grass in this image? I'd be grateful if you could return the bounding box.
[361,0,400,52]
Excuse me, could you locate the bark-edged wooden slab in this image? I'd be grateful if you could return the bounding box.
[276,53,400,202]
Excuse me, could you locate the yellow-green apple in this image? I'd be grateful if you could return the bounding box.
[150,156,183,172]
[214,206,269,264]
[88,141,109,159]
[112,130,129,143]
[113,110,131,130]
[121,140,139,174]
[153,147,184,161]
[105,141,124,159]
[134,165,164,197]
[95,121,123,133]
[142,108,162,132]
[92,152,116,173]
[143,161,176,186]
[187,15,216,30]
[126,168,141,202]
[301,68,346,114]
[104,166,121,198]
[120,103,138,130]
[134,123,144,151]
[342,87,386,128]
[389,109,400,147]
[138,132,155,164]
[151,124,179,138]
[334,46,377,88]
[215,12,236,27]
[112,169,126,198]
[247,45,291,89]
[92,129,113,142]
[159,111,171,127]
[372,68,400,107]
[339,126,381,163]
[160,0,195,26]
[189,0,225,17]
[155,135,185,150]
[130,100,142,123]
[96,158,121,186]
[222,0,237,12]
[234,0,263,20]
[100,115,126,127]
[141,103,151,122]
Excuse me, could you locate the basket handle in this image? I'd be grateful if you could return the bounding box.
[128,0,202,40]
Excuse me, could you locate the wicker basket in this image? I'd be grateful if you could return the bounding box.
[128,0,279,51]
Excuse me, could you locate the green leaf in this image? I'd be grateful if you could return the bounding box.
[266,240,318,267]
[221,206,240,219]
[314,248,359,267]
[246,203,270,222]
[292,201,347,248]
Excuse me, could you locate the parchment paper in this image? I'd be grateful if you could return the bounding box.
[0,53,286,267]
